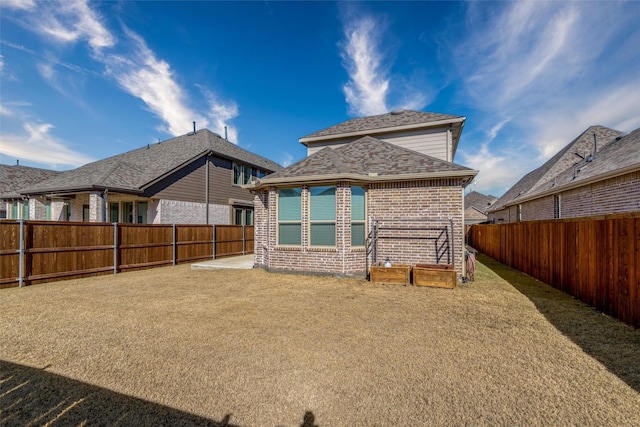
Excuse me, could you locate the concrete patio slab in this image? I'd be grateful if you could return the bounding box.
[191,254,254,270]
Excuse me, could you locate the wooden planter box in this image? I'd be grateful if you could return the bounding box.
[413,264,456,288]
[370,264,412,285]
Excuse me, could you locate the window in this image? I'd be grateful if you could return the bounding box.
[109,203,119,223]
[351,186,366,247]
[22,202,29,220]
[11,202,18,219]
[137,201,148,224]
[233,163,243,185]
[257,170,266,179]
[517,204,522,222]
[309,186,336,246]
[278,188,301,245]
[553,195,561,219]
[233,207,254,225]
[45,200,51,220]
[243,165,253,185]
[82,204,90,222]
[122,202,133,223]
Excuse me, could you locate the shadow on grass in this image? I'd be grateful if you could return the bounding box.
[0,360,236,426]
[477,253,640,393]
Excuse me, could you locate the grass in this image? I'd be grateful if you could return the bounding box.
[1,257,639,426]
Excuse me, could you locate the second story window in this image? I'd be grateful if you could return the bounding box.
[233,162,255,185]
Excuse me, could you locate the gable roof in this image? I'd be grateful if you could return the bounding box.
[490,125,624,212]
[20,129,281,195]
[464,191,498,213]
[0,165,62,199]
[299,110,465,154]
[465,206,489,221]
[251,136,477,188]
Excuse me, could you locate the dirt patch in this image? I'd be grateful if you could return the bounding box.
[1,259,639,426]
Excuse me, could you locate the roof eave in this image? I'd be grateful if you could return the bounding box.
[298,117,466,146]
[20,185,143,197]
[247,169,478,190]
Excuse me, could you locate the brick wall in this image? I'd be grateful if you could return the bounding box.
[255,179,466,277]
[488,171,640,223]
[157,199,230,224]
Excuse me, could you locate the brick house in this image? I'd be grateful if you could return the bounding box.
[248,110,477,277]
[488,126,640,222]
[464,191,497,225]
[11,129,280,224]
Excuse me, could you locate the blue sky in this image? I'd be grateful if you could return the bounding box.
[1,1,639,197]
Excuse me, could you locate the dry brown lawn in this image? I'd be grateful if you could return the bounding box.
[1,255,639,426]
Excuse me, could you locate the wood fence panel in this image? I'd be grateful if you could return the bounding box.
[215,225,253,258]
[26,222,114,284]
[470,215,639,329]
[176,225,213,263]
[0,221,21,287]
[119,224,173,270]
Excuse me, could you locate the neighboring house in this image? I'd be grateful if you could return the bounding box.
[299,109,465,162]
[488,125,640,222]
[15,129,280,224]
[248,112,478,277]
[464,191,497,225]
[0,164,62,219]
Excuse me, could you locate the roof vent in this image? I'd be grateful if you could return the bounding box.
[390,109,404,115]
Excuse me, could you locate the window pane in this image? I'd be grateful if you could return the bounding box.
[82,204,90,222]
[233,163,242,185]
[278,188,301,221]
[109,203,119,223]
[137,202,148,224]
[245,209,253,225]
[310,223,336,246]
[122,202,133,223]
[235,209,243,225]
[310,186,336,221]
[279,223,301,245]
[351,186,366,221]
[22,203,29,220]
[11,203,18,219]
[45,201,51,220]
[243,166,253,185]
[351,223,365,247]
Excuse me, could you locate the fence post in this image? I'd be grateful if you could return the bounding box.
[113,222,118,274]
[212,224,216,259]
[18,219,24,288]
[172,224,177,266]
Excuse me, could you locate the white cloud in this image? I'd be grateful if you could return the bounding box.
[29,0,114,51]
[340,15,389,116]
[457,143,522,196]
[0,122,94,168]
[203,89,239,143]
[102,29,204,136]
[2,0,36,10]
[280,152,294,167]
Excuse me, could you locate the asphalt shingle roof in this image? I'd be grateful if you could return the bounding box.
[22,129,281,194]
[261,136,475,183]
[464,191,498,213]
[300,110,463,139]
[490,125,625,211]
[0,165,62,198]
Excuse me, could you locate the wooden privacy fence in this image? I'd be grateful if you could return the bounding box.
[0,221,254,288]
[469,215,639,329]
